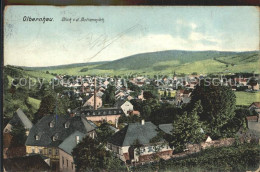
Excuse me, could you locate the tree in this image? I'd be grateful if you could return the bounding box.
[171,102,205,152]
[189,81,236,139]
[142,105,151,120]
[10,123,27,147]
[72,136,126,172]
[96,123,115,143]
[118,114,141,124]
[102,84,116,106]
[248,77,258,90]
[220,108,248,137]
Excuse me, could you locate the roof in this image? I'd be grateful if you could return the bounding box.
[58,131,86,155]
[3,154,50,171]
[8,108,33,130]
[108,122,163,147]
[74,107,124,117]
[25,114,95,147]
[246,116,258,122]
[114,99,126,107]
[250,102,260,108]
[158,124,173,135]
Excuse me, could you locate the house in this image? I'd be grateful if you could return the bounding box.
[234,78,248,86]
[4,108,33,136]
[248,82,260,91]
[3,154,51,172]
[249,102,260,117]
[107,120,173,163]
[59,131,85,172]
[83,94,102,109]
[114,100,134,116]
[25,114,96,169]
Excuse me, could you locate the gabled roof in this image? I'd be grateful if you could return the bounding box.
[250,102,260,108]
[158,124,173,135]
[58,131,85,155]
[8,108,33,130]
[3,154,50,171]
[114,99,126,107]
[108,122,162,147]
[25,114,95,147]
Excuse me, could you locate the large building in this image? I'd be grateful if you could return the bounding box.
[25,114,96,168]
[73,107,124,125]
[107,120,173,164]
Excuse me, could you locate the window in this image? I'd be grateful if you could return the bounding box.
[49,121,55,128]
[71,162,73,170]
[39,149,43,154]
[148,146,153,152]
[35,135,39,140]
[67,159,69,168]
[62,156,64,165]
[32,147,35,153]
[55,149,59,155]
[49,149,52,155]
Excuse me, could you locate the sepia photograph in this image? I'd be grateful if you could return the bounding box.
[2,6,260,171]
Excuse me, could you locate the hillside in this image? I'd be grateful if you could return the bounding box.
[19,61,108,71]
[95,50,242,70]
[17,50,259,76]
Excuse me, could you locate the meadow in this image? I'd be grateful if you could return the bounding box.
[235,91,260,106]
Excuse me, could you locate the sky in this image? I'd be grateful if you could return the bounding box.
[4,6,259,67]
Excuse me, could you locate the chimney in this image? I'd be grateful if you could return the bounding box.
[81,77,84,93]
[141,119,145,125]
[115,118,118,128]
[76,136,80,144]
[94,77,97,110]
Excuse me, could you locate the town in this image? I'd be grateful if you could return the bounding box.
[3,66,260,171]
[3,6,260,172]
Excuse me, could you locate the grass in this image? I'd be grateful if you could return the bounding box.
[235,91,260,106]
[28,97,41,112]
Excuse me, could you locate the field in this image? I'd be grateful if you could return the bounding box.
[235,91,260,106]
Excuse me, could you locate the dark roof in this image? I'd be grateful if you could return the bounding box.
[8,108,33,130]
[58,131,85,155]
[83,94,94,102]
[25,114,95,147]
[114,99,126,107]
[3,154,50,171]
[108,122,163,146]
[74,107,124,117]
[158,124,173,135]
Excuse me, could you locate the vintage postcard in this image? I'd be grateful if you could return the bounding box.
[3,6,260,171]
